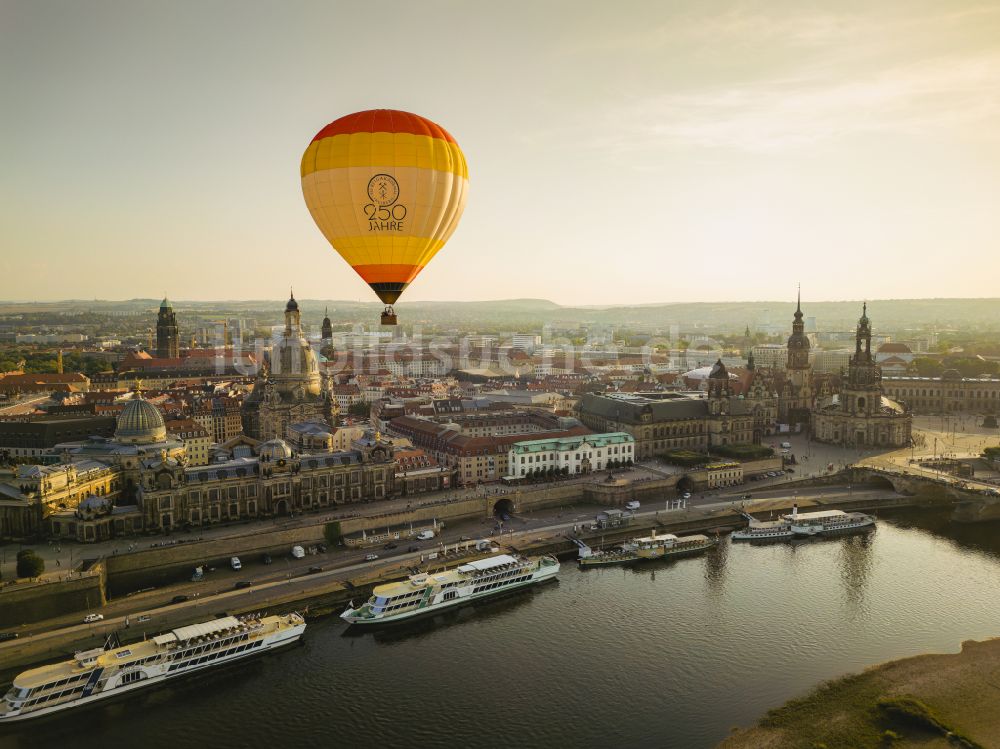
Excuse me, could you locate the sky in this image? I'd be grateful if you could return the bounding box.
[2,0,999,305]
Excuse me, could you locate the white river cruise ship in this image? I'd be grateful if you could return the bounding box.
[0,613,305,723]
[341,553,559,626]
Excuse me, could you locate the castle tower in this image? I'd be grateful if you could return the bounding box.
[156,297,179,359]
[781,286,813,425]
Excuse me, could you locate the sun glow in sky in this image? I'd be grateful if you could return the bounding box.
[3,1,999,304]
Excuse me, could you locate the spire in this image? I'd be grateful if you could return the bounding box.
[797,283,801,313]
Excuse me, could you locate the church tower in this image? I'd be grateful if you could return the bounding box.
[786,286,810,370]
[321,307,333,342]
[781,287,812,424]
[842,303,880,417]
[241,291,336,440]
[156,297,179,359]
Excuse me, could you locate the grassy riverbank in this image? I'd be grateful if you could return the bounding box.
[718,637,1000,749]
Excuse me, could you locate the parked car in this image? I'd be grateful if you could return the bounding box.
[307,566,323,574]
[407,546,419,553]
[291,545,306,559]
[682,492,691,500]
[262,553,272,565]
[136,615,151,623]
[383,543,398,550]
[0,632,19,641]
[171,595,189,604]
[234,580,253,590]
[83,613,104,623]
[416,530,435,541]
[230,556,242,571]
[317,544,327,553]
[364,553,379,561]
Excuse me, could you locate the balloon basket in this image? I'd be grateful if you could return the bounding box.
[381,307,398,326]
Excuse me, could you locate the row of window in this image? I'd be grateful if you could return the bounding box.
[889,388,999,399]
[168,639,262,672]
[473,574,531,594]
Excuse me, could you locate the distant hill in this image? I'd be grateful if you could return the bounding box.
[1,297,997,333]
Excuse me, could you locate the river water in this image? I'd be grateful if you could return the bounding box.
[3,508,1000,749]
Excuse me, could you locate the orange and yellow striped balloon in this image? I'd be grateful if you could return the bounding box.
[301,109,469,307]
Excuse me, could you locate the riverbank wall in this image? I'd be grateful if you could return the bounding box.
[0,562,105,628]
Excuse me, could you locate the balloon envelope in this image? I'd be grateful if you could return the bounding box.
[301,109,469,305]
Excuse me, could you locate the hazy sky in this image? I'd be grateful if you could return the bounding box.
[3,1,999,305]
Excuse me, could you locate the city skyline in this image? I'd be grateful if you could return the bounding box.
[4,1,1000,305]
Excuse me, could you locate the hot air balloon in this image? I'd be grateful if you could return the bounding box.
[300,109,469,325]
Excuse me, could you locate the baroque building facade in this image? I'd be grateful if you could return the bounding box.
[242,293,337,440]
[577,359,778,460]
[1,389,393,542]
[812,305,912,447]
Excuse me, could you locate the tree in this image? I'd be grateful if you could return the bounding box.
[17,551,44,578]
[911,357,943,377]
[347,402,371,418]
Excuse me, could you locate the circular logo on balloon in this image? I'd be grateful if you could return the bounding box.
[367,174,400,207]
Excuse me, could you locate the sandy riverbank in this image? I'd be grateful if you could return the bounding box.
[718,636,1000,749]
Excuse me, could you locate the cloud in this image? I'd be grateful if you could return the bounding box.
[599,53,1000,153]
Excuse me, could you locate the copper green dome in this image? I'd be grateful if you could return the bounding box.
[115,396,167,444]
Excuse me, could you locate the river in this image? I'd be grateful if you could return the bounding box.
[3,508,1000,749]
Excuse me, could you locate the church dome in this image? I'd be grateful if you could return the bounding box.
[285,293,299,312]
[116,396,167,444]
[259,438,293,462]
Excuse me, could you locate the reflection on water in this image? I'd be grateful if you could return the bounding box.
[3,508,1000,749]
[838,532,875,616]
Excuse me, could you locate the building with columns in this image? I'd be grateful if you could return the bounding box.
[812,304,912,448]
[0,385,394,542]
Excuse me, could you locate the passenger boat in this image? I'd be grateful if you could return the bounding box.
[731,518,793,542]
[0,613,305,723]
[340,553,559,626]
[633,532,717,560]
[784,505,875,536]
[577,542,639,567]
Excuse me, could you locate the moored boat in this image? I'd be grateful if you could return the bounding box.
[0,612,305,723]
[633,532,717,560]
[340,553,559,626]
[731,518,793,542]
[578,543,639,567]
[784,505,875,536]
